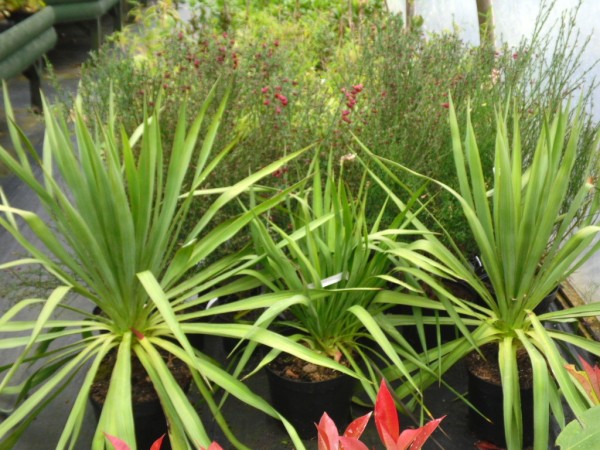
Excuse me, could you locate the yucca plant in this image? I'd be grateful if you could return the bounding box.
[358,98,600,450]
[0,82,342,449]
[227,152,448,408]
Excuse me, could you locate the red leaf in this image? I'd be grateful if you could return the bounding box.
[408,416,445,449]
[379,426,400,450]
[150,434,165,450]
[374,380,399,443]
[474,440,505,450]
[317,429,330,450]
[207,443,225,450]
[579,356,600,403]
[396,428,420,450]
[343,412,372,440]
[339,436,370,450]
[131,328,145,340]
[316,412,340,450]
[104,433,131,450]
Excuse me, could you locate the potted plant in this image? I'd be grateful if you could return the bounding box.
[316,379,444,450]
[228,153,442,438]
[0,82,320,449]
[359,98,600,449]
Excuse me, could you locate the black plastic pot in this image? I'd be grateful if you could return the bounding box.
[535,287,558,314]
[89,350,191,450]
[466,353,534,447]
[266,364,355,439]
[90,389,172,450]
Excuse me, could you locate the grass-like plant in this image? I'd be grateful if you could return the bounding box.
[229,153,448,406]
[359,98,600,449]
[0,82,335,449]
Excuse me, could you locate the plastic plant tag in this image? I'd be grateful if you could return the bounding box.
[307,272,349,289]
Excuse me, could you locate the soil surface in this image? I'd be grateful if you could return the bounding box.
[466,342,534,388]
[267,352,348,382]
[90,348,191,405]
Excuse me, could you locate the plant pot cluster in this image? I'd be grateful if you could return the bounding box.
[466,344,535,448]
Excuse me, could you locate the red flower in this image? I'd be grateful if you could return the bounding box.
[352,83,364,93]
[441,102,450,109]
[512,52,518,60]
[261,86,269,94]
[263,100,270,106]
[275,93,288,106]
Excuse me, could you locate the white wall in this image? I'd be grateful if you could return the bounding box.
[387,0,599,111]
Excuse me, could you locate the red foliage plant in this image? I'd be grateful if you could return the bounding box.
[316,380,445,450]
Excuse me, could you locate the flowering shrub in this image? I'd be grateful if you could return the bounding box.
[332,7,599,254]
[75,0,599,257]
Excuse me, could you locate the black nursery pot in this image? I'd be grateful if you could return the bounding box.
[90,390,172,450]
[89,350,191,450]
[266,365,355,439]
[466,353,534,447]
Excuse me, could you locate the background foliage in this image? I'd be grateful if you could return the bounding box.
[75,0,599,257]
